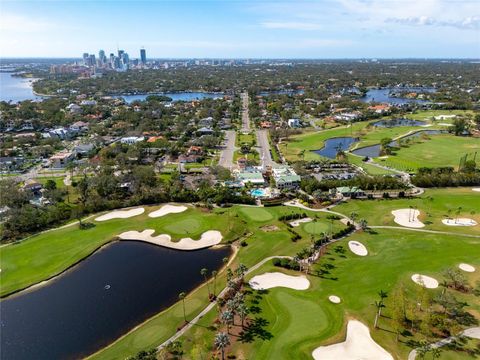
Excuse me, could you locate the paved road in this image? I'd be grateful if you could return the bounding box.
[240,92,250,132]
[256,129,276,168]
[218,130,237,169]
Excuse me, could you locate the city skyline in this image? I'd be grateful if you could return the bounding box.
[1,0,479,59]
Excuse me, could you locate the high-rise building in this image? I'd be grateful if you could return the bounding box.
[98,50,106,65]
[82,53,89,66]
[140,48,147,64]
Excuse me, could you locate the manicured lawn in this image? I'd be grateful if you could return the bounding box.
[303,220,330,234]
[239,207,274,222]
[333,187,480,235]
[176,228,480,359]
[373,134,480,171]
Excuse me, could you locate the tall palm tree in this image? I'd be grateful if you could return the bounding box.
[200,268,210,298]
[178,292,187,322]
[212,270,218,297]
[237,303,248,328]
[214,332,230,360]
[374,300,386,329]
[221,310,234,334]
[431,347,442,359]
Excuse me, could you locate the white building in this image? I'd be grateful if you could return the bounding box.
[287,118,301,128]
[120,136,145,145]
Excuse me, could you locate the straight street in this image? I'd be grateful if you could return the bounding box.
[256,129,276,168]
[240,92,250,132]
[218,130,236,169]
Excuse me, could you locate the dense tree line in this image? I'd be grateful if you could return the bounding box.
[412,167,480,187]
[301,175,406,194]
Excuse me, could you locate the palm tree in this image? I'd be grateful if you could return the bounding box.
[221,310,234,334]
[350,211,358,224]
[359,219,368,231]
[200,268,210,298]
[214,332,230,360]
[431,347,442,359]
[374,300,386,329]
[212,270,218,297]
[455,206,462,224]
[235,263,248,279]
[237,303,249,328]
[178,292,187,322]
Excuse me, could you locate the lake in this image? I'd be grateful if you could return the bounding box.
[361,87,435,105]
[313,137,359,159]
[352,130,443,158]
[115,92,224,104]
[370,118,426,127]
[0,241,231,360]
[0,72,41,103]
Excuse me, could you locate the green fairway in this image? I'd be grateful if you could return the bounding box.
[334,187,480,235]
[177,228,480,359]
[163,218,203,235]
[373,134,480,171]
[239,206,274,222]
[303,220,330,234]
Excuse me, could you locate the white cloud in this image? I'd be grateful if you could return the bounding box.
[387,15,480,30]
[261,21,322,30]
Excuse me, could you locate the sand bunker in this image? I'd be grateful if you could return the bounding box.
[463,327,480,340]
[459,263,476,272]
[312,320,393,360]
[289,217,312,227]
[392,209,425,228]
[329,295,341,304]
[95,208,145,221]
[411,274,439,289]
[249,272,310,290]
[434,115,456,120]
[472,188,480,192]
[442,218,477,227]
[118,229,222,250]
[148,204,188,218]
[348,241,368,256]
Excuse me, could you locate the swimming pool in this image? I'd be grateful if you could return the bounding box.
[251,188,267,198]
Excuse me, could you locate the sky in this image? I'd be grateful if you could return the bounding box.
[0,0,479,58]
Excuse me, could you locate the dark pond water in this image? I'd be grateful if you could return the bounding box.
[370,118,426,127]
[361,87,436,105]
[115,92,224,104]
[0,241,231,360]
[352,130,443,158]
[313,137,359,159]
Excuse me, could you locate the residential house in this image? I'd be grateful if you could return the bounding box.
[120,136,145,145]
[49,151,75,169]
[287,118,301,128]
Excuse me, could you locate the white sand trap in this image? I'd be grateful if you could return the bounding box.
[434,115,456,120]
[442,218,477,227]
[463,327,480,339]
[438,122,454,126]
[329,295,341,304]
[411,274,439,289]
[312,320,393,360]
[472,188,480,192]
[95,208,145,221]
[249,272,310,290]
[148,204,188,218]
[392,209,425,228]
[459,263,476,272]
[118,229,222,250]
[348,241,368,256]
[290,217,312,227]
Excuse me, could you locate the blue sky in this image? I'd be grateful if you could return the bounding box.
[1,0,479,58]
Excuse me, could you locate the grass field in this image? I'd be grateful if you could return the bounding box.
[373,134,480,171]
[334,187,480,235]
[177,228,480,359]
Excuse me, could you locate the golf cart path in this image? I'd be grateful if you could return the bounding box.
[408,327,480,360]
[157,255,292,349]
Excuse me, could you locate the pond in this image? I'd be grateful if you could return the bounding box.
[351,130,443,158]
[361,87,436,105]
[114,92,224,104]
[370,118,426,127]
[0,241,231,360]
[313,137,359,159]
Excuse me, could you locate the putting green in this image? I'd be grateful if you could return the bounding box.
[163,218,203,235]
[239,207,274,222]
[303,221,330,234]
